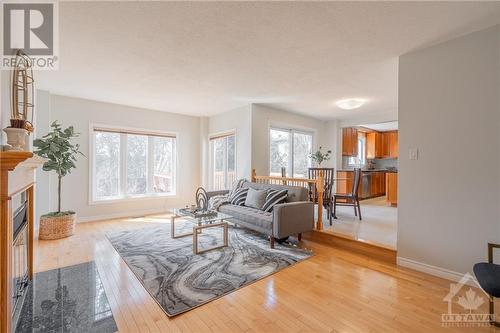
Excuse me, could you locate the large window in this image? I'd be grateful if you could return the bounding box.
[209,133,236,190]
[92,126,176,202]
[270,128,313,178]
[348,132,366,166]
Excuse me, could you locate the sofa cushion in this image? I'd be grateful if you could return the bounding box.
[262,189,288,212]
[230,188,248,206]
[244,188,267,209]
[219,204,273,233]
[242,182,308,202]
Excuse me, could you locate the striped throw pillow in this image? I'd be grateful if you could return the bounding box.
[230,188,248,206]
[262,189,288,212]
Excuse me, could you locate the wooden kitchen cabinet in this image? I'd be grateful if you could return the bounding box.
[379,172,386,193]
[368,172,386,197]
[366,132,383,159]
[342,127,358,157]
[337,170,385,199]
[336,170,361,196]
[382,131,398,158]
[386,172,398,206]
[336,171,352,194]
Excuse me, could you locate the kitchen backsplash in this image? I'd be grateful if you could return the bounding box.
[371,158,398,169]
[342,157,398,170]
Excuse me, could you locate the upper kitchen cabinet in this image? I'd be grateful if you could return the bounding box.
[366,132,383,159]
[382,131,398,158]
[342,127,358,156]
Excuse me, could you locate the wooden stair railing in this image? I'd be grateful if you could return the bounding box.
[251,169,324,230]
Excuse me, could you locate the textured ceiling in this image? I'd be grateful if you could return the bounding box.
[37,1,500,120]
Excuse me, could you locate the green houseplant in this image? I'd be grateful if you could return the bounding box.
[34,121,84,239]
[309,146,332,166]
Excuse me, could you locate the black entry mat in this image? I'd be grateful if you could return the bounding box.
[15,261,117,333]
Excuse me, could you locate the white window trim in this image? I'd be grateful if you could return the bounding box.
[269,125,315,177]
[208,129,237,190]
[88,123,178,205]
[347,135,366,167]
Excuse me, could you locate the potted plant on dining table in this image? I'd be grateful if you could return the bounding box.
[309,146,332,166]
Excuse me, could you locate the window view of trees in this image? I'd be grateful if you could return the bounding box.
[348,133,366,166]
[94,132,120,199]
[293,132,313,177]
[270,128,313,178]
[270,129,289,176]
[93,129,176,201]
[153,137,175,193]
[127,134,148,195]
[210,134,236,190]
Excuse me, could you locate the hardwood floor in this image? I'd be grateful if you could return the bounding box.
[33,214,498,333]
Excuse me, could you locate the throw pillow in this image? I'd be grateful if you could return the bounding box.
[228,179,247,197]
[244,188,267,209]
[230,188,248,206]
[262,189,288,212]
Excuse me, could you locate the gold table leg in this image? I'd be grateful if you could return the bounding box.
[193,220,229,255]
[171,215,194,239]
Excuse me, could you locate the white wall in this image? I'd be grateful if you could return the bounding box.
[398,25,500,275]
[325,120,341,171]
[207,105,253,183]
[199,116,209,188]
[251,104,331,175]
[38,94,201,222]
[1,70,9,145]
[34,90,51,230]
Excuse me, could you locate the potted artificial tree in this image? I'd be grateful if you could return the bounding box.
[34,121,84,240]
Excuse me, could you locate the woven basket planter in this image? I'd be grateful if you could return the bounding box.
[39,213,76,240]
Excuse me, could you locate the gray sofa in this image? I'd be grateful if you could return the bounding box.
[208,182,314,248]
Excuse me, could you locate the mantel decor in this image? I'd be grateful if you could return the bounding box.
[11,50,35,131]
[3,50,35,152]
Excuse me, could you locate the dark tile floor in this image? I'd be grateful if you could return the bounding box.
[15,261,118,333]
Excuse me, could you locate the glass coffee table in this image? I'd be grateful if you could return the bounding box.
[169,209,233,254]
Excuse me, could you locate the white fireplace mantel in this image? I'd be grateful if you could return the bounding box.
[8,154,47,197]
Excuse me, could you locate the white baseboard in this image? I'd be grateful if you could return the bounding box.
[77,208,167,223]
[397,257,478,287]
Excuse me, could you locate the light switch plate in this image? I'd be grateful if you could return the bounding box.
[409,148,419,160]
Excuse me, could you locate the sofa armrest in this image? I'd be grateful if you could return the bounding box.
[206,190,230,199]
[272,201,314,238]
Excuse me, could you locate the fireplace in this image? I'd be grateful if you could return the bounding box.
[11,191,29,325]
[0,151,41,332]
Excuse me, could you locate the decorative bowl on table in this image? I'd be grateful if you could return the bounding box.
[179,207,217,219]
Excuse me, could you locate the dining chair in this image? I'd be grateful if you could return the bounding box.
[331,168,362,222]
[473,243,500,327]
[308,168,335,222]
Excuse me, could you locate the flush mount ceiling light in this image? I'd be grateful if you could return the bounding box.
[335,98,366,110]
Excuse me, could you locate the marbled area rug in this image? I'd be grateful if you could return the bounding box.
[106,223,312,316]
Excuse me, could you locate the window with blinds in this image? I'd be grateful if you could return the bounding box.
[91,126,176,202]
[209,132,236,190]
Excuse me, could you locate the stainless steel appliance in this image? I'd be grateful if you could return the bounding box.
[361,173,371,199]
